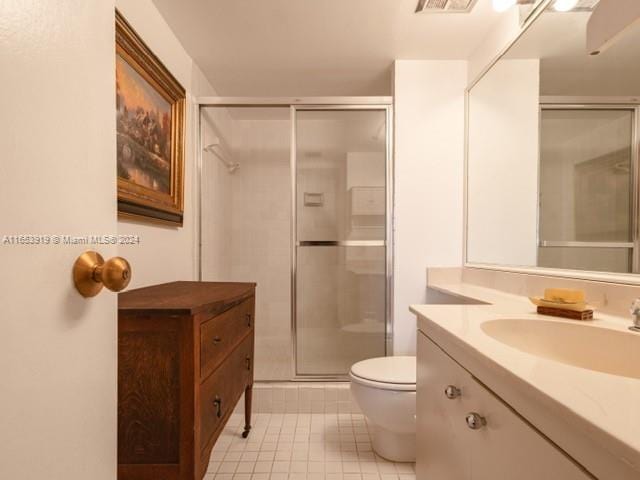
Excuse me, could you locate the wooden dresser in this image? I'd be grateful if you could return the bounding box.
[117,281,256,480]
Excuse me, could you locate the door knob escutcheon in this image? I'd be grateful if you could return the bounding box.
[73,250,132,297]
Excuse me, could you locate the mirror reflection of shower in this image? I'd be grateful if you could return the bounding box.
[538,107,636,274]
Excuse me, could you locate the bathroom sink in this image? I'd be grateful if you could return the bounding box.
[481,319,640,379]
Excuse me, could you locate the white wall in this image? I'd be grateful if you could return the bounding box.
[466,59,540,267]
[116,0,230,288]
[393,60,467,355]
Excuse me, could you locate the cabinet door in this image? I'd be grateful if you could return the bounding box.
[465,378,593,480]
[417,332,472,480]
[418,331,593,480]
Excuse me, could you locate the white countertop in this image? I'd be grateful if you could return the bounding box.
[411,281,640,479]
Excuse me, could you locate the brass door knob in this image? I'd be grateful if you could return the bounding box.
[73,251,132,297]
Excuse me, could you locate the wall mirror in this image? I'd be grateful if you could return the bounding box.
[466,0,640,281]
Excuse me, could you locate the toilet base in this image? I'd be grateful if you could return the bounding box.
[370,425,416,463]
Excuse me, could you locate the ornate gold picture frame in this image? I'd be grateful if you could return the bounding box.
[115,10,185,226]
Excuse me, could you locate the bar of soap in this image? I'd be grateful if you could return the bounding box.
[543,288,585,304]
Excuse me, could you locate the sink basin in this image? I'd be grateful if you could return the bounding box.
[481,319,640,379]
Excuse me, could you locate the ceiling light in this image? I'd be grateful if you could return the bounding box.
[492,0,517,12]
[553,0,579,11]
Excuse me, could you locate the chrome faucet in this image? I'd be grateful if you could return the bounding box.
[630,299,640,332]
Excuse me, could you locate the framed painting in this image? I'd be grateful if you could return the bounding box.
[115,10,185,226]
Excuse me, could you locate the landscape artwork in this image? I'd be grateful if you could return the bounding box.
[116,54,172,194]
[116,10,185,225]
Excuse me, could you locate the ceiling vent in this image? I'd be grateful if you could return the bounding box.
[415,0,479,13]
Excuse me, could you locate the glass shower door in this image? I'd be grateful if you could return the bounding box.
[293,108,389,377]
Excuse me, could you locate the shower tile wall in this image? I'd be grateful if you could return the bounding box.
[202,112,292,381]
[231,118,292,381]
[201,107,234,281]
[232,383,361,415]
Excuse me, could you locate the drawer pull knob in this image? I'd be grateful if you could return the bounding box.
[444,385,461,399]
[246,313,252,327]
[465,412,486,430]
[245,356,251,371]
[213,397,223,418]
[212,336,222,344]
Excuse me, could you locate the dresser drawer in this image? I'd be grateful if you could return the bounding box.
[200,335,253,451]
[200,297,254,380]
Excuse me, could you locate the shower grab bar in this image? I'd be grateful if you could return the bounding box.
[539,240,634,249]
[203,143,240,173]
[297,240,385,247]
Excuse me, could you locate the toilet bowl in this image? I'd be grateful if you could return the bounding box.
[349,356,416,462]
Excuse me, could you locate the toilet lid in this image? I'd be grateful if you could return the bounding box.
[350,356,416,386]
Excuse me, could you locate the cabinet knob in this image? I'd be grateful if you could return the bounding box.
[73,250,132,297]
[444,385,461,399]
[465,412,487,430]
[246,313,252,327]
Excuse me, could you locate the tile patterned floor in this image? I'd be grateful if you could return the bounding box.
[205,413,416,480]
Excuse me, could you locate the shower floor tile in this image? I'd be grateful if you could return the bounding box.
[205,413,416,480]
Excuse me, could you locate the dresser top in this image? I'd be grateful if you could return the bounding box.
[118,281,256,315]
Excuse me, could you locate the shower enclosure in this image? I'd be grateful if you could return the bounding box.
[198,98,393,380]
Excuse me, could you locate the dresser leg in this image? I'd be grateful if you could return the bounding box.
[242,384,252,438]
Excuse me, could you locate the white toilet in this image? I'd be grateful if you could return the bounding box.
[349,356,416,462]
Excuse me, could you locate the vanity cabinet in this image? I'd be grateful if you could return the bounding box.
[118,281,256,480]
[417,331,594,480]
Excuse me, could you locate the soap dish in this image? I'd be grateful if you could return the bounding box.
[536,306,594,321]
[529,296,594,321]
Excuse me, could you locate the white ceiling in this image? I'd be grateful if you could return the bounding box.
[152,0,503,96]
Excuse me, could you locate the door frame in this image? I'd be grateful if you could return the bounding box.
[196,97,394,380]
